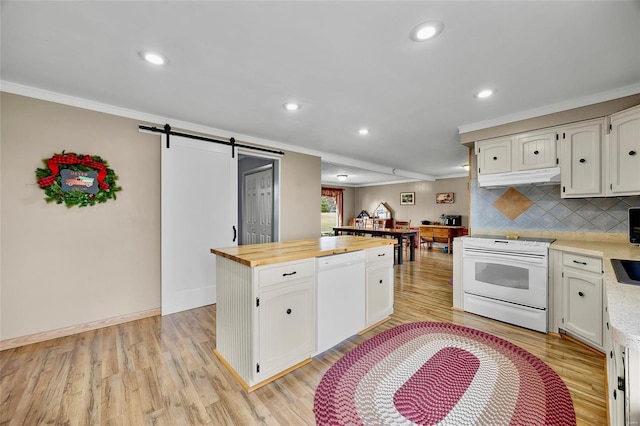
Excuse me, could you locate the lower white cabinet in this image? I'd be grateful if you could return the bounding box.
[215,256,316,389]
[258,279,314,380]
[560,252,604,350]
[607,340,640,426]
[365,245,394,327]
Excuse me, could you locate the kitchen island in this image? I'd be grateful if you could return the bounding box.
[210,235,395,391]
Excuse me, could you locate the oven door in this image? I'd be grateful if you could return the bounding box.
[462,247,548,309]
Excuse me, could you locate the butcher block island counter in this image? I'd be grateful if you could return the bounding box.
[211,236,395,391]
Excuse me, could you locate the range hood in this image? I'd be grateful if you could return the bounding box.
[477,167,561,188]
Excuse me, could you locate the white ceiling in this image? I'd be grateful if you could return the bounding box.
[2,1,640,186]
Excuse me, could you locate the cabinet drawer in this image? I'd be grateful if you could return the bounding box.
[433,228,450,238]
[258,259,315,288]
[366,245,394,264]
[563,253,602,274]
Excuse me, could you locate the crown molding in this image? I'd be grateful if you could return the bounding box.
[1,80,438,182]
[458,82,640,134]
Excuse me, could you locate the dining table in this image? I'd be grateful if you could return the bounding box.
[332,226,417,264]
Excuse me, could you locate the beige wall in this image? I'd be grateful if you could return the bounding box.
[352,177,470,227]
[0,92,321,341]
[279,150,321,240]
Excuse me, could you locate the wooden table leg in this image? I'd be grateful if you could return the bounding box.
[409,235,415,261]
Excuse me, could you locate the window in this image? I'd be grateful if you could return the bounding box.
[321,188,343,236]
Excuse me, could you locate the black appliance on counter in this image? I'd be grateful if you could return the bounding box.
[444,215,462,226]
[630,207,640,244]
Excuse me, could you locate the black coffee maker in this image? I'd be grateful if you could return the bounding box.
[444,215,462,226]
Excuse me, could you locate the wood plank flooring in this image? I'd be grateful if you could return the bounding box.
[1,248,606,425]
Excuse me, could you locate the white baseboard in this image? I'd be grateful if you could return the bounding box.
[0,308,161,351]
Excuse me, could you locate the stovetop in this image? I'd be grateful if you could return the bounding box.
[468,234,556,244]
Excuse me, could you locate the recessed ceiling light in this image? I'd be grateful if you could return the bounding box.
[476,89,495,99]
[139,51,168,66]
[410,21,444,41]
[283,102,301,111]
[337,175,348,181]
[358,128,369,135]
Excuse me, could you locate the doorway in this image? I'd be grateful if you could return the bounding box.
[238,153,280,245]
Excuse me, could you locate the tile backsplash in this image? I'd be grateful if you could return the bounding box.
[470,179,640,233]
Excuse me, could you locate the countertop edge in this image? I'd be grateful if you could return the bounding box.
[211,236,395,267]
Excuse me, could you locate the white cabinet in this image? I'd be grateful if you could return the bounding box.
[215,257,316,390]
[560,119,605,197]
[559,105,640,198]
[560,252,604,350]
[365,245,394,327]
[476,129,557,176]
[609,104,640,195]
[515,130,557,170]
[605,297,626,426]
[607,341,640,426]
[258,278,314,380]
[477,136,513,175]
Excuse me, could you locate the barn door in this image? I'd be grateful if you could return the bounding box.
[161,134,237,315]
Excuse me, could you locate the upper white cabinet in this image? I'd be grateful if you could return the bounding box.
[474,104,640,198]
[609,104,640,195]
[476,131,556,175]
[515,130,557,170]
[560,119,604,197]
[477,136,513,175]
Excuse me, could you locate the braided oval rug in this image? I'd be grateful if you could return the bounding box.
[313,322,575,425]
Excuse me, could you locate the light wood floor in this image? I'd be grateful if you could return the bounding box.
[0,248,607,425]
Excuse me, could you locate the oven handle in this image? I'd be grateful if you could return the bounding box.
[463,247,547,265]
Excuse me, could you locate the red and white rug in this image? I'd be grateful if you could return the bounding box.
[314,322,575,425]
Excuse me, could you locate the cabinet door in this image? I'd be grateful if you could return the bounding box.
[515,131,557,170]
[562,268,603,347]
[607,343,626,426]
[258,280,314,380]
[477,137,513,175]
[365,264,394,327]
[560,121,603,197]
[609,105,640,195]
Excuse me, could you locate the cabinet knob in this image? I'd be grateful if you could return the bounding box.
[610,351,614,359]
[492,156,498,160]
[579,158,586,163]
[630,150,637,156]
[606,321,609,330]
[379,279,383,284]
[533,150,539,155]
[286,308,292,315]
[578,291,584,297]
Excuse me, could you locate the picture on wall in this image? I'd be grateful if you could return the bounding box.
[400,192,415,205]
[436,192,454,204]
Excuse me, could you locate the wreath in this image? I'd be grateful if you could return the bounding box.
[35,151,122,207]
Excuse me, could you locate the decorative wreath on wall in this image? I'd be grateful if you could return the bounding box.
[35,151,122,207]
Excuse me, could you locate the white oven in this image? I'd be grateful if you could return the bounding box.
[462,236,553,333]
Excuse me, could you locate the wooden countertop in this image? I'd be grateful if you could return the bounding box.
[551,240,640,351]
[211,235,394,267]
